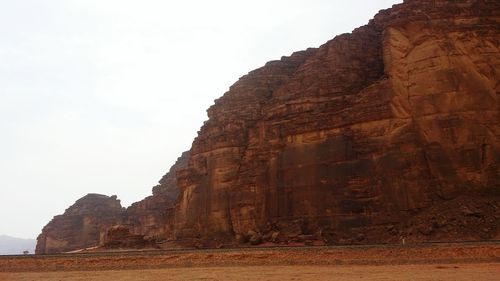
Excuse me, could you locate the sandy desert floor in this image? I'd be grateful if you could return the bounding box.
[1,264,500,281]
[1,243,499,281]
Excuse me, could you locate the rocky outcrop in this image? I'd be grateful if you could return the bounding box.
[401,194,500,242]
[36,152,190,253]
[153,151,191,200]
[35,194,124,254]
[172,0,499,244]
[103,225,156,249]
[124,151,190,240]
[36,0,500,253]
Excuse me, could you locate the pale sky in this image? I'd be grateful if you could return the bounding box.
[0,0,402,239]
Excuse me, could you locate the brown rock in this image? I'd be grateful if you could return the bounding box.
[103,225,155,249]
[125,151,190,240]
[172,0,499,243]
[270,231,280,243]
[401,195,500,242]
[36,0,500,252]
[35,194,124,254]
[248,232,263,245]
[35,152,190,254]
[235,234,246,244]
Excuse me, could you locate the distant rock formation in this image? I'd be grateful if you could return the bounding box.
[35,194,124,254]
[36,0,500,253]
[35,152,190,254]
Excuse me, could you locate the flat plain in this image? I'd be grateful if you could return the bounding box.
[1,243,499,281]
[2,264,500,281]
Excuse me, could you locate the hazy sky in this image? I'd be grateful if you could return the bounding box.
[0,0,402,239]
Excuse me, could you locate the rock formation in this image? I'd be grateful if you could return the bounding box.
[172,0,499,244]
[401,194,500,242]
[36,152,189,254]
[103,225,156,249]
[36,0,500,253]
[35,194,124,254]
[124,151,190,240]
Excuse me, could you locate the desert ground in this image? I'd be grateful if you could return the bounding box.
[2,264,500,281]
[1,243,499,281]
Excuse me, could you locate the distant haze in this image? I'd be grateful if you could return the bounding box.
[0,0,402,239]
[0,235,36,255]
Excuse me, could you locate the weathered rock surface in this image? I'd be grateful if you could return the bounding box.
[103,225,156,249]
[401,194,500,242]
[172,0,500,244]
[36,152,190,254]
[36,0,500,253]
[124,151,190,240]
[35,194,124,254]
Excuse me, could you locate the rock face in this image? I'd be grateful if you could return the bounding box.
[124,151,190,240]
[401,194,500,242]
[36,0,500,253]
[36,152,190,254]
[103,225,155,249]
[35,194,124,254]
[172,0,499,244]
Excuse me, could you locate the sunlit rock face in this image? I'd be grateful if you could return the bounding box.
[172,0,499,244]
[35,194,124,254]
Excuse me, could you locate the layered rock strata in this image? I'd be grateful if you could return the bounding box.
[172,0,500,244]
[36,152,190,254]
[35,194,124,254]
[103,225,156,249]
[36,0,500,253]
[124,151,190,240]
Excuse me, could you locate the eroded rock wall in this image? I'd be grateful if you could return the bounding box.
[125,151,190,240]
[36,152,190,253]
[35,194,124,254]
[173,49,316,239]
[172,0,500,244]
[36,0,500,253]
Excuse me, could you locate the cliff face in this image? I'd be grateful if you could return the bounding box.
[36,0,500,253]
[173,0,499,244]
[35,194,124,254]
[36,152,189,254]
[124,151,190,239]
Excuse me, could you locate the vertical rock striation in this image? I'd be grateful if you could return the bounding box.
[36,152,190,254]
[124,151,190,240]
[35,194,124,254]
[172,0,500,244]
[36,0,500,253]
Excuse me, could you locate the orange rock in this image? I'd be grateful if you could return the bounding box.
[36,0,500,253]
[103,225,155,249]
[172,0,500,244]
[36,152,189,254]
[35,194,124,254]
[124,151,190,240]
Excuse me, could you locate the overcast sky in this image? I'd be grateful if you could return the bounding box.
[0,0,402,239]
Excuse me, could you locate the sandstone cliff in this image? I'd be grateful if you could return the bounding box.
[172,0,499,245]
[35,194,124,254]
[124,151,190,240]
[36,0,500,253]
[36,152,190,254]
